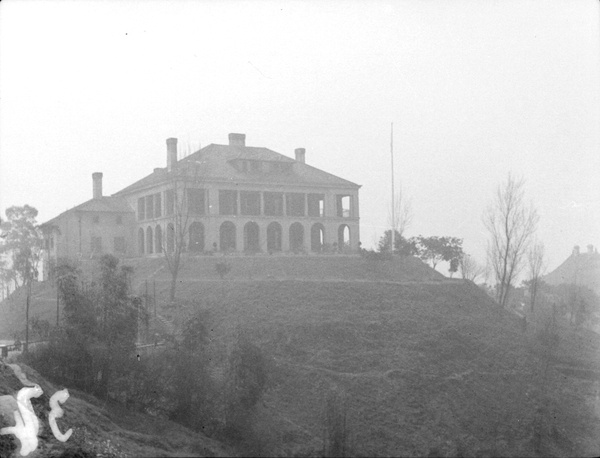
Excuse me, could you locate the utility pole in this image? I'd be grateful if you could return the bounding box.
[390,122,395,255]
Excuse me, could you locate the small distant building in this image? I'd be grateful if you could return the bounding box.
[544,244,600,294]
[41,133,361,263]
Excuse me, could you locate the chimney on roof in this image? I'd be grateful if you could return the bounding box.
[573,245,580,256]
[167,138,178,172]
[92,172,103,199]
[588,244,594,254]
[295,148,306,164]
[228,133,246,147]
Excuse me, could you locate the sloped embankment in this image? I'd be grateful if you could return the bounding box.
[172,279,600,457]
[0,361,231,457]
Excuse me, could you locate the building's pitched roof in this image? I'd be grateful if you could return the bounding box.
[41,196,133,227]
[114,143,360,196]
[544,248,600,293]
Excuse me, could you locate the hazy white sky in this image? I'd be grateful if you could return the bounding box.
[1,0,599,274]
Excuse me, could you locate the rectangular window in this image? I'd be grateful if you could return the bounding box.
[138,197,145,220]
[308,194,325,217]
[187,188,206,215]
[264,192,284,216]
[155,193,162,218]
[114,237,126,253]
[91,236,102,253]
[219,190,237,215]
[286,193,305,217]
[336,195,352,218]
[240,191,260,216]
[146,195,154,219]
[166,190,175,216]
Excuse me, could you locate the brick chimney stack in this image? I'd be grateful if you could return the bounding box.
[228,133,246,147]
[573,245,580,256]
[167,138,178,172]
[92,172,103,199]
[295,148,306,164]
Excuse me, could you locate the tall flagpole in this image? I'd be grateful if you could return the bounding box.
[390,123,395,255]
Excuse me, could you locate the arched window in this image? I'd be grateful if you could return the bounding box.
[138,228,145,255]
[146,227,153,254]
[220,221,236,252]
[244,222,260,253]
[338,224,350,252]
[267,222,282,252]
[155,225,163,254]
[289,222,304,253]
[311,223,325,252]
[167,223,175,253]
[189,222,205,252]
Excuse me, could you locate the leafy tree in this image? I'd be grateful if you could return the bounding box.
[51,255,140,395]
[169,309,212,427]
[225,332,268,439]
[413,235,463,270]
[0,205,43,353]
[448,257,459,278]
[0,205,42,287]
[377,230,417,256]
[95,255,140,396]
[483,174,539,308]
[545,283,600,328]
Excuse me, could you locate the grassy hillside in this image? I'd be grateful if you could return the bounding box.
[0,255,443,340]
[126,253,445,285]
[158,280,600,457]
[3,255,599,456]
[0,361,231,457]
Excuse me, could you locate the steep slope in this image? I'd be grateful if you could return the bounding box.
[0,361,232,457]
[161,279,600,457]
[0,255,443,340]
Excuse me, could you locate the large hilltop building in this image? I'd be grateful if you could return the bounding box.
[41,133,361,262]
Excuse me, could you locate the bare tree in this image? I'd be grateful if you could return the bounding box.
[459,253,485,282]
[387,186,413,255]
[387,186,413,240]
[163,162,202,302]
[483,174,539,308]
[527,241,546,313]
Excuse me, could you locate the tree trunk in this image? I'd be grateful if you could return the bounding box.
[170,270,178,302]
[24,280,30,354]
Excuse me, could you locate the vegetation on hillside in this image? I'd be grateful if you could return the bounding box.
[2,253,599,456]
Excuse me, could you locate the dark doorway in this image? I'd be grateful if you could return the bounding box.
[189,222,205,252]
[289,222,304,253]
[220,221,236,252]
[267,222,282,252]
